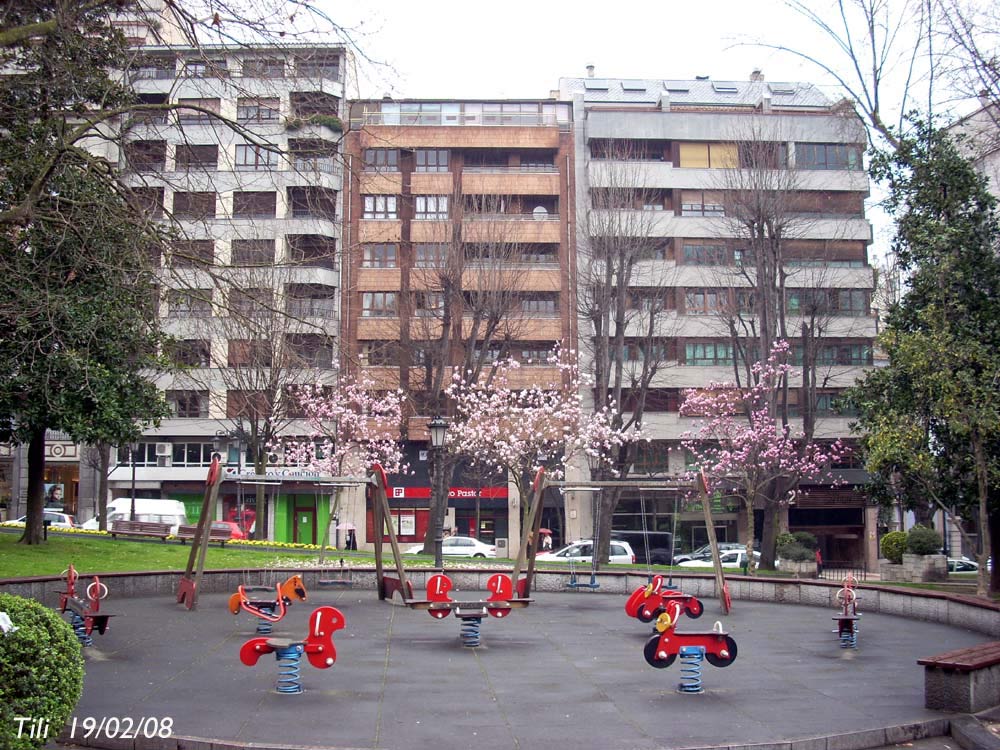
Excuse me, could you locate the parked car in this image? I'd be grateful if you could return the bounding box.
[538,539,636,565]
[677,549,761,569]
[947,557,978,572]
[673,542,745,564]
[13,509,78,528]
[211,521,246,540]
[404,535,496,558]
[610,530,677,565]
[81,498,188,535]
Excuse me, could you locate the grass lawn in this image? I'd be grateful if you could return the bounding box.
[0,530,371,579]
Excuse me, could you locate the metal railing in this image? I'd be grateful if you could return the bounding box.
[817,562,868,582]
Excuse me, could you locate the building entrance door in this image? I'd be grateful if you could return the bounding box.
[294,506,317,545]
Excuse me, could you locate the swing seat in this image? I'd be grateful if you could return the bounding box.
[566,573,600,590]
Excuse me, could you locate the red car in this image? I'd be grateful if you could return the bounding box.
[212,521,246,540]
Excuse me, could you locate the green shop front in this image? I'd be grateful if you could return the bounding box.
[167,468,344,545]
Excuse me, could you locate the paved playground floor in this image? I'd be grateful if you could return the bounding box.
[61,585,989,750]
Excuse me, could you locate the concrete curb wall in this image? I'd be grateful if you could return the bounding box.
[3,567,998,637]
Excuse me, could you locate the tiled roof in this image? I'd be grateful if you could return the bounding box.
[558,77,832,108]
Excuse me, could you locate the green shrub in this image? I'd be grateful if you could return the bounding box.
[906,525,943,555]
[776,533,814,562]
[0,594,84,750]
[791,531,818,550]
[880,530,907,563]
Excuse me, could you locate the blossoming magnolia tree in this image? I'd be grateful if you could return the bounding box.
[445,349,638,553]
[281,378,407,542]
[681,341,846,574]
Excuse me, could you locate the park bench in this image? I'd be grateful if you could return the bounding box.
[917,640,1000,712]
[176,524,232,547]
[109,520,171,541]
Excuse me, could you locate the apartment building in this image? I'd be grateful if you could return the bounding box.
[85,42,351,543]
[342,99,575,549]
[558,72,878,566]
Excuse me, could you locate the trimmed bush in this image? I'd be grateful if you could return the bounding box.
[906,525,943,555]
[776,533,814,562]
[791,531,818,550]
[880,530,907,564]
[0,593,84,750]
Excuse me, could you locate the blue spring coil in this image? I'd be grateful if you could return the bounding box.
[71,612,93,647]
[274,643,303,694]
[678,646,705,693]
[256,605,276,634]
[840,623,858,649]
[460,617,482,648]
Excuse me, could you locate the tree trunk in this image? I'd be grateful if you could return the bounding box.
[97,442,110,531]
[256,457,267,540]
[972,432,991,597]
[760,501,779,569]
[19,429,47,544]
[989,500,999,595]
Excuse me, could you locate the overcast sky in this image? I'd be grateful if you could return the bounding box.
[332,0,842,100]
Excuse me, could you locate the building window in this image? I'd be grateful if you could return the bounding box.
[363,195,398,219]
[242,58,284,78]
[237,97,280,122]
[168,340,211,367]
[813,343,873,366]
[288,235,336,268]
[414,243,448,267]
[415,291,444,316]
[685,342,734,366]
[414,195,449,220]
[232,191,277,219]
[171,442,215,466]
[519,345,556,364]
[181,59,228,77]
[680,190,725,217]
[235,143,277,170]
[176,97,220,123]
[833,290,869,316]
[168,289,212,317]
[415,149,449,172]
[684,288,727,315]
[363,149,399,171]
[172,192,216,219]
[288,187,337,220]
[228,339,273,368]
[362,292,397,317]
[124,140,166,171]
[166,391,210,418]
[681,243,727,265]
[520,294,558,315]
[360,341,398,367]
[130,187,164,218]
[169,240,214,267]
[294,54,339,80]
[795,143,862,170]
[229,288,273,317]
[678,142,738,168]
[626,339,671,362]
[226,390,272,420]
[362,243,398,268]
[231,239,275,266]
[175,144,218,171]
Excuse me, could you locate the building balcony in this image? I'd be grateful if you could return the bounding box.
[356,125,562,150]
[461,171,561,195]
[588,162,869,193]
[461,216,562,243]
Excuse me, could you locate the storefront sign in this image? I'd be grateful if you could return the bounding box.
[389,486,508,499]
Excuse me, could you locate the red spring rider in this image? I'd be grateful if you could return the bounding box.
[239,606,345,694]
[57,564,113,646]
[625,574,704,623]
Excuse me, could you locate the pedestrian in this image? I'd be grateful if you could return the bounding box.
[815,547,823,574]
[541,533,552,551]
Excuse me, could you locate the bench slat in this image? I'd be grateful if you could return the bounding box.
[917,641,1000,671]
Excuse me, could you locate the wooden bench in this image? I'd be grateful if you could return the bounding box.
[176,524,232,547]
[109,520,171,541]
[917,641,1000,712]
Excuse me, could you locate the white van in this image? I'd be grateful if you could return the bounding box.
[82,498,188,535]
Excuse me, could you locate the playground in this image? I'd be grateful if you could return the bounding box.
[54,579,987,750]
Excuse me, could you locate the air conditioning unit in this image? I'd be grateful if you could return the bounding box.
[155,442,172,456]
[267,452,280,464]
[156,455,170,468]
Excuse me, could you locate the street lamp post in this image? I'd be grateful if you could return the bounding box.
[129,441,139,521]
[428,416,449,568]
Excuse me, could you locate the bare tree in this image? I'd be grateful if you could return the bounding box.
[578,139,681,564]
[705,123,873,566]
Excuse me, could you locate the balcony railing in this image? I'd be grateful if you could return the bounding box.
[464,212,559,221]
[462,165,559,173]
[287,298,337,317]
[354,113,568,129]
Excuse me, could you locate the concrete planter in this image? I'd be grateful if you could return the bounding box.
[880,553,948,582]
[782,559,818,578]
